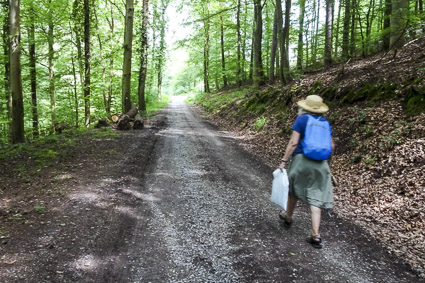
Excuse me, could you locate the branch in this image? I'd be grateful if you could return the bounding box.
[189,6,237,24]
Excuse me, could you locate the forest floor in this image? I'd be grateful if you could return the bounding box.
[0,97,422,282]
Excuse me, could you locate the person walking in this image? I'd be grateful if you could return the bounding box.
[278,95,335,249]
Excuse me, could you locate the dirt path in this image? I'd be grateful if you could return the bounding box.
[0,97,421,282]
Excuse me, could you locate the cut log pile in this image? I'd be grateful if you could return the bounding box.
[95,103,144,130]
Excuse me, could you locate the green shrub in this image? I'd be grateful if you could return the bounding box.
[253,117,266,132]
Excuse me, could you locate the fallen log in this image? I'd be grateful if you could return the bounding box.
[95,118,109,128]
[111,113,121,123]
[117,103,139,130]
[133,113,144,130]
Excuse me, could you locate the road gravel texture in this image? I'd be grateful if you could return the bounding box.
[0,97,421,282]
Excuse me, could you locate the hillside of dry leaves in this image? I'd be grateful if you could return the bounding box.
[198,37,425,276]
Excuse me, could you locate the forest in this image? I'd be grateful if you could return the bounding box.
[1,0,424,144]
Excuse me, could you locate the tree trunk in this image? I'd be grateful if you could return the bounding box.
[94,6,108,116]
[84,0,91,125]
[117,103,138,130]
[324,0,333,66]
[269,0,279,81]
[28,5,38,138]
[203,5,210,93]
[220,15,228,87]
[10,0,25,143]
[280,0,290,83]
[253,0,264,86]
[2,2,11,141]
[383,0,392,50]
[137,0,149,112]
[390,0,408,49]
[122,0,134,113]
[48,0,56,131]
[133,113,144,130]
[157,1,168,100]
[342,0,351,59]
[297,0,305,70]
[334,0,342,57]
[312,0,320,64]
[107,3,114,115]
[236,0,242,86]
[350,0,356,57]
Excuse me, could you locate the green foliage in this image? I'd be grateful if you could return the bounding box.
[33,149,58,159]
[406,95,425,115]
[253,116,266,132]
[193,89,248,113]
[34,206,45,214]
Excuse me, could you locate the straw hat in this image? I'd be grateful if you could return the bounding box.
[297,95,329,113]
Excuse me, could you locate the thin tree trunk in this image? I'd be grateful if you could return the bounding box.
[312,0,320,64]
[203,4,210,93]
[107,2,114,114]
[71,55,79,128]
[242,1,247,82]
[297,0,305,70]
[350,0,356,56]
[237,0,242,86]
[354,0,366,57]
[334,0,342,57]
[94,6,108,115]
[122,0,134,113]
[48,0,56,130]
[283,0,291,70]
[269,0,279,81]
[220,15,228,87]
[324,0,333,66]
[10,0,24,143]
[138,0,149,112]
[3,2,11,141]
[253,0,264,86]
[383,0,391,50]
[280,0,290,83]
[157,0,167,100]
[84,0,91,125]
[28,5,38,138]
[342,0,351,59]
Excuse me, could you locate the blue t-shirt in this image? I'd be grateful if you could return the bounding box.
[292,114,333,155]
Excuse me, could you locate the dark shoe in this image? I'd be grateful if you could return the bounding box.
[306,234,323,249]
[278,210,292,226]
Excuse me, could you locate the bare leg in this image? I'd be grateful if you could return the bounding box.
[310,205,321,236]
[285,195,298,218]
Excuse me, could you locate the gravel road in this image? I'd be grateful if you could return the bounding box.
[0,97,420,282]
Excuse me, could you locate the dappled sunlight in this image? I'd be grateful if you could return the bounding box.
[56,173,73,180]
[115,205,145,220]
[121,188,161,202]
[71,254,122,272]
[69,192,102,204]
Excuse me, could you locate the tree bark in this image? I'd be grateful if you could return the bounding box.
[334,0,342,57]
[133,113,144,130]
[157,0,168,100]
[137,0,149,112]
[297,0,305,70]
[203,4,210,93]
[342,0,351,59]
[29,5,38,138]
[383,0,392,50]
[94,5,108,116]
[2,2,11,141]
[350,0,356,56]
[84,0,91,125]
[122,0,134,113]
[253,0,264,86]
[48,0,56,131]
[10,0,25,143]
[280,0,291,83]
[324,0,333,66]
[269,0,279,81]
[236,0,242,86]
[117,103,138,130]
[390,0,408,49]
[220,15,228,87]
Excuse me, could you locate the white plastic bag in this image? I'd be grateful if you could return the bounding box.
[270,168,289,210]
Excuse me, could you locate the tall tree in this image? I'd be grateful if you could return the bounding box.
[84,0,91,125]
[383,0,392,50]
[297,0,306,69]
[28,4,39,138]
[137,0,149,112]
[252,0,264,85]
[342,0,351,58]
[236,0,242,86]
[203,4,211,93]
[279,0,290,83]
[324,0,333,66]
[122,0,134,113]
[390,0,408,49]
[2,2,11,140]
[10,0,25,143]
[48,0,57,130]
[269,0,280,81]
[220,15,228,87]
[156,0,168,100]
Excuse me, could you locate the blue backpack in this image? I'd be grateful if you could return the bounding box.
[301,115,332,160]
